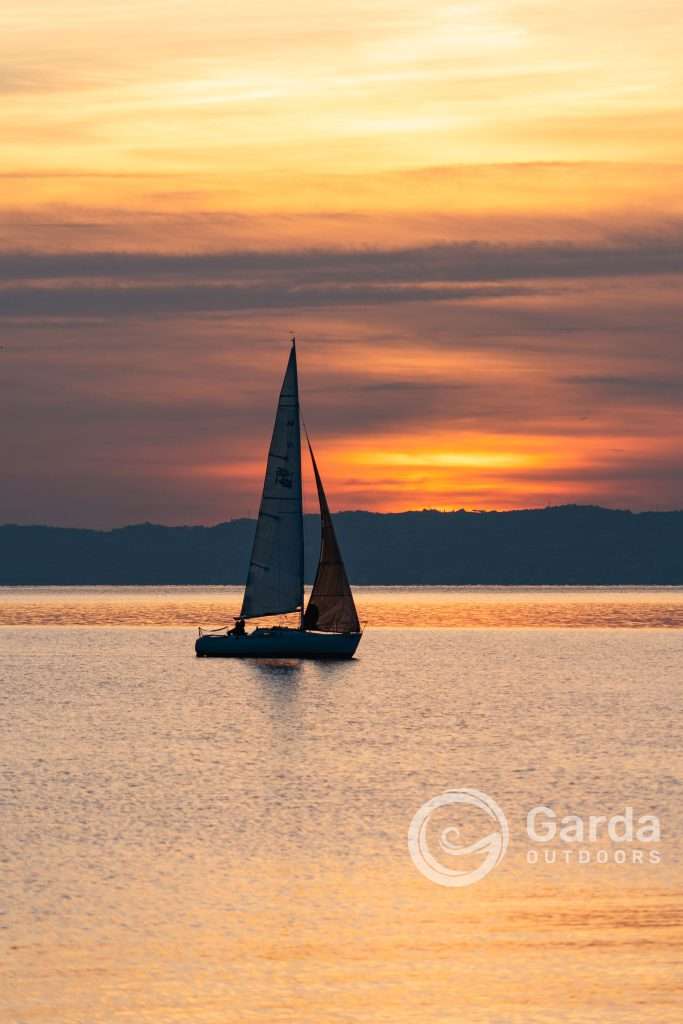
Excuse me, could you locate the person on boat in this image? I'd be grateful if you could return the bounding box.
[229,617,246,637]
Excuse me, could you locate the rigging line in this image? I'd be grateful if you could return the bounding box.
[301,414,312,447]
[301,416,317,466]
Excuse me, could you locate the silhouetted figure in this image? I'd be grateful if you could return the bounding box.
[229,617,246,637]
[303,603,319,630]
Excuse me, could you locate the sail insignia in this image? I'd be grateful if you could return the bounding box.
[241,343,304,619]
[304,439,361,634]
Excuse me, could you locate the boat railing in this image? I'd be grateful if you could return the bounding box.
[197,625,233,637]
[198,619,366,637]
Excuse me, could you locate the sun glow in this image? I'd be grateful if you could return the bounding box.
[358,450,539,470]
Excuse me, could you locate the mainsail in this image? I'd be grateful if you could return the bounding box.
[241,343,304,619]
[303,440,361,634]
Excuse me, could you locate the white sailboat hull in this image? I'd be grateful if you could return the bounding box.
[195,626,362,659]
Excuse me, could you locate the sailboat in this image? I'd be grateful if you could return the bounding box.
[195,340,363,658]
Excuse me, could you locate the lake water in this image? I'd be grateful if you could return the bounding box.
[1,588,682,1023]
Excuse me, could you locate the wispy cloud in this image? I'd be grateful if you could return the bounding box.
[0,281,532,318]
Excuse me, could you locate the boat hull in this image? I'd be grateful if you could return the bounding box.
[195,626,362,659]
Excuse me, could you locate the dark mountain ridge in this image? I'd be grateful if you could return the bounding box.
[1,505,682,585]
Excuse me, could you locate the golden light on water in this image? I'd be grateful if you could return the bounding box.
[3,588,682,1021]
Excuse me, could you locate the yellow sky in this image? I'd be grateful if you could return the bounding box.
[4,1,683,208]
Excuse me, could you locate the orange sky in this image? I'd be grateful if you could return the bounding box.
[2,1,683,525]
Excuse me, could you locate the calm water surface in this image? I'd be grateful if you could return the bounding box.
[1,588,682,1023]
[2,584,683,627]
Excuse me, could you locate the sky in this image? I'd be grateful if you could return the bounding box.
[2,0,683,526]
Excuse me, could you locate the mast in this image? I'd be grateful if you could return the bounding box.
[240,339,304,620]
[294,337,305,631]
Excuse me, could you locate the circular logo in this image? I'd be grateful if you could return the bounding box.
[408,788,509,887]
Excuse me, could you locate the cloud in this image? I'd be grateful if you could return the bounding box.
[2,230,683,318]
[563,374,683,402]
[3,232,683,281]
[2,232,683,524]
[0,281,531,317]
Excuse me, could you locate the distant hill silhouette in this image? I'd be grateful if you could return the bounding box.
[1,505,682,584]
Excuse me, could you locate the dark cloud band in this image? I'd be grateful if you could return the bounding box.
[1,229,683,317]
